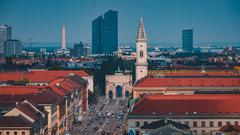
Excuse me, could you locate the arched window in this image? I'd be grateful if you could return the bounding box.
[140,50,143,58]
[125,90,129,98]
[109,90,113,99]
[116,85,123,98]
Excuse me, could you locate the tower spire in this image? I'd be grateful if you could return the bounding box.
[136,17,147,41]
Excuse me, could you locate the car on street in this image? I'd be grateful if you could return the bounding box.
[94,127,99,131]
[98,112,102,116]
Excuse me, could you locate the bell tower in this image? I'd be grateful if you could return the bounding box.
[135,17,148,81]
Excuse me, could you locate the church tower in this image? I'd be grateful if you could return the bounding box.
[135,17,148,81]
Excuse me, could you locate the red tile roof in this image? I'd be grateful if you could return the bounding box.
[48,78,68,96]
[0,86,43,95]
[134,76,240,88]
[48,75,87,96]
[48,85,66,96]
[0,70,90,83]
[163,71,239,77]
[0,89,63,105]
[16,103,42,121]
[31,89,64,104]
[149,70,239,77]
[130,94,240,116]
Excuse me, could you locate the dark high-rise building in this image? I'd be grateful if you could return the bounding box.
[182,29,193,53]
[92,16,103,54]
[4,39,22,56]
[103,10,118,54]
[73,42,90,57]
[92,10,118,54]
[74,42,84,57]
[0,25,12,55]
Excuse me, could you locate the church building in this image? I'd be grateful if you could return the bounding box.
[133,18,240,98]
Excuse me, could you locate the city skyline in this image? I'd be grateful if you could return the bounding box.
[0,0,240,44]
[0,1,240,134]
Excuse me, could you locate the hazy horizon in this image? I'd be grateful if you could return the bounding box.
[23,41,240,48]
[1,0,240,44]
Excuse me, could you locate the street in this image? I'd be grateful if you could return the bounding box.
[71,97,129,135]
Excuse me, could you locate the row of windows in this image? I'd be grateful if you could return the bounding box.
[191,121,238,127]
[192,130,222,134]
[28,83,47,86]
[0,131,26,135]
[135,120,239,128]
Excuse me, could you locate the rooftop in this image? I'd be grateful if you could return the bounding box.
[0,86,43,95]
[0,70,90,83]
[148,70,239,77]
[134,76,240,88]
[0,115,32,127]
[130,94,240,116]
[0,89,63,105]
[48,75,87,96]
[16,102,42,121]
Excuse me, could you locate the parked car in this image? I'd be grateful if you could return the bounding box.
[94,127,99,131]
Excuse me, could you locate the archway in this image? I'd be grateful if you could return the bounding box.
[109,90,113,99]
[125,90,129,98]
[116,85,123,98]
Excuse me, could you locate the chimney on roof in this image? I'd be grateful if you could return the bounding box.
[164,118,168,124]
[16,102,18,105]
[201,66,207,73]
[69,73,74,77]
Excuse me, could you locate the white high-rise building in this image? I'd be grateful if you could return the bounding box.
[135,17,148,81]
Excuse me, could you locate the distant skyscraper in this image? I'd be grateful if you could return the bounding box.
[182,29,193,53]
[0,25,12,55]
[74,42,84,57]
[92,10,118,54]
[103,10,118,54]
[61,25,66,50]
[71,42,90,57]
[4,39,22,56]
[73,42,91,57]
[92,16,103,54]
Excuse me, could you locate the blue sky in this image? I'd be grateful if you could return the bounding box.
[0,0,240,43]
